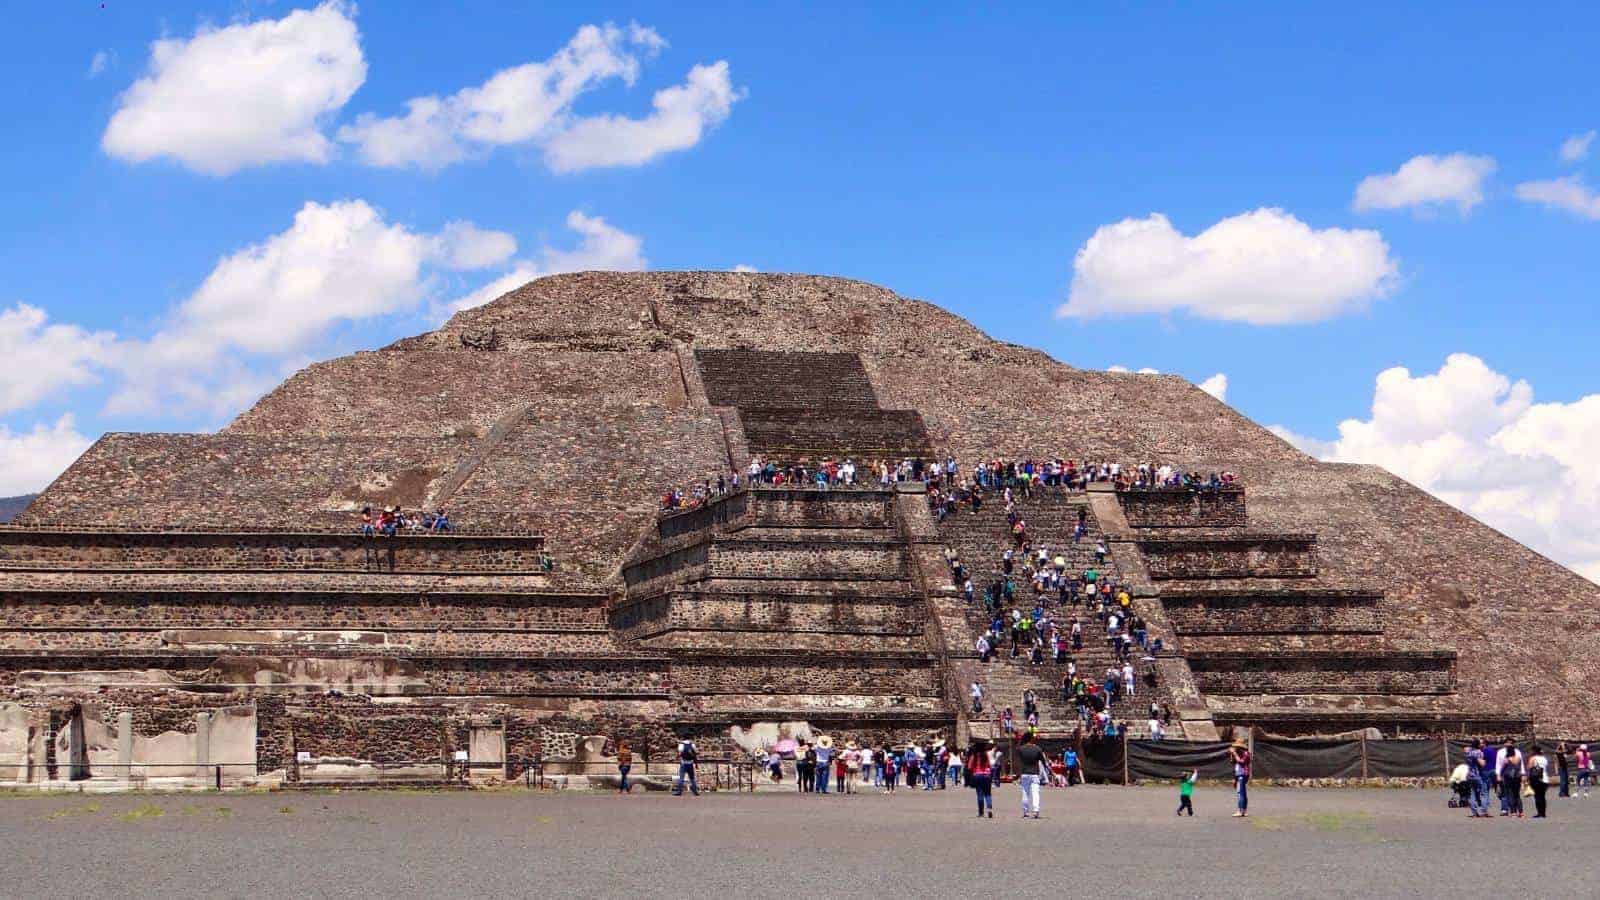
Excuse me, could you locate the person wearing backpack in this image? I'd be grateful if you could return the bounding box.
[672,739,700,797]
[1527,745,1551,819]
[1497,740,1524,818]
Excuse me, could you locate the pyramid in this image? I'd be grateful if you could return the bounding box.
[2,272,1590,786]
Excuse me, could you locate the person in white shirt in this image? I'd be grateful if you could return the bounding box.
[1123,662,1136,697]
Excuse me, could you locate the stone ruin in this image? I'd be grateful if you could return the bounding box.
[0,271,1590,788]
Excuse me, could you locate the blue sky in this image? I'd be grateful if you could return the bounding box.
[3,2,1599,575]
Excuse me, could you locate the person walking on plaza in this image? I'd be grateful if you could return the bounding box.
[617,740,633,793]
[1497,740,1524,818]
[1577,744,1594,797]
[1016,732,1047,819]
[1555,742,1571,798]
[814,736,834,794]
[1176,768,1197,817]
[966,739,995,818]
[797,741,815,792]
[1464,738,1492,818]
[1528,745,1551,819]
[673,739,700,796]
[1229,739,1252,817]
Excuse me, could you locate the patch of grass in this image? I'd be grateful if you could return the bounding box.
[213,806,233,818]
[1247,811,1374,833]
[278,805,295,815]
[116,803,165,823]
[45,802,100,820]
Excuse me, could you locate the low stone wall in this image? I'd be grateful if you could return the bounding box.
[709,541,908,580]
[1139,534,1317,579]
[1162,590,1382,634]
[0,530,547,574]
[0,591,605,630]
[1189,652,1456,695]
[669,653,940,696]
[1118,488,1247,528]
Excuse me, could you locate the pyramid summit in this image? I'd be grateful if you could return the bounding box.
[3,271,1593,786]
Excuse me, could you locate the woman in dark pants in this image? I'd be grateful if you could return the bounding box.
[1556,743,1571,798]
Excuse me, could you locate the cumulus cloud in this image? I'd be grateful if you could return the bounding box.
[1060,208,1398,325]
[102,2,365,176]
[1515,176,1600,220]
[1353,153,1496,215]
[1106,366,1160,375]
[1197,373,1228,402]
[444,212,646,315]
[88,50,112,78]
[0,304,117,415]
[0,415,94,495]
[1559,130,1595,163]
[732,264,759,273]
[543,61,744,172]
[1272,353,1600,582]
[339,22,735,172]
[107,200,514,415]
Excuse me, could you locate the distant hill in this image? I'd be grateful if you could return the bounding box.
[0,494,36,523]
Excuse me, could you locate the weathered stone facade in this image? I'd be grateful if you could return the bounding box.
[2,271,1592,788]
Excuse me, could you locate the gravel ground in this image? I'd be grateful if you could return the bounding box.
[3,782,1596,898]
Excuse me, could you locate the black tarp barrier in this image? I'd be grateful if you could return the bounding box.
[1127,740,1233,782]
[1079,736,1126,783]
[1254,738,1364,780]
[1365,739,1447,778]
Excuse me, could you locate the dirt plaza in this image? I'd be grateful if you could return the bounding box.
[4,782,1596,898]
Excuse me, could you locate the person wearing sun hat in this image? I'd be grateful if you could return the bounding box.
[814,735,834,794]
[1229,738,1252,817]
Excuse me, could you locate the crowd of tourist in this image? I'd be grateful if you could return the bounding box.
[358,505,452,535]
[939,489,1164,742]
[1454,739,1594,819]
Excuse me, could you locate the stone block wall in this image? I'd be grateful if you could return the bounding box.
[1189,652,1456,695]
[0,530,547,574]
[0,590,603,630]
[608,589,924,646]
[669,653,939,696]
[1139,534,1318,579]
[1162,590,1383,635]
[1118,489,1247,528]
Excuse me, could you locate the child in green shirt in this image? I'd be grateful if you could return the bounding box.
[1177,768,1197,816]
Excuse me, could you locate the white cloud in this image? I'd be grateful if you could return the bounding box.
[732,264,759,273]
[430,221,517,271]
[1106,366,1160,374]
[0,415,94,495]
[338,22,734,172]
[107,200,513,415]
[102,1,365,175]
[1272,353,1600,582]
[1353,153,1496,215]
[1515,175,1600,220]
[445,211,647,315]
[1559,130,1596,163]
[88,50,111,78]
[543,61,744,172]
[1197,373,1228,402]
[1060,208,1398,325]
[0,304,117,415]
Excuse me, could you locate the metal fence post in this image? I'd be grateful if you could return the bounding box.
[1122,732,1130,785]
[1360,735,1369,780]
